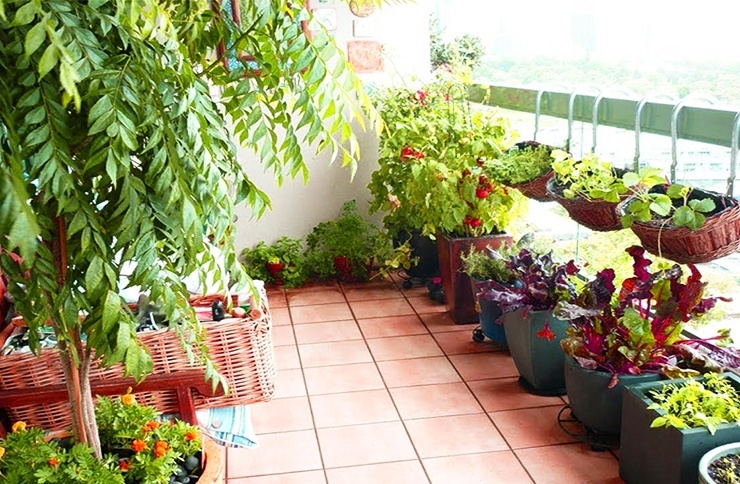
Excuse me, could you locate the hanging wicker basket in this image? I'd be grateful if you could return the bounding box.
[511,171,555,202]
[619,188,740,264]
[545,178,625,232]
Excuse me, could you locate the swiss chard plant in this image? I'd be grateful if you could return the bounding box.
[478,248,582,340]
[555,246,727,386]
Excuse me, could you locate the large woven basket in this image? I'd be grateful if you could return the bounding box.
[511,171,555,202]
[621,194,740,264]
[546,178,625,232]
[0,304,275,431]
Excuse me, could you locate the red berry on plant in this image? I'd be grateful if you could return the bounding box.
[478,175,488,185]
[476,157,485,167]
[462,169,471,178]
[475,187,490,199]
[470,218,482,228]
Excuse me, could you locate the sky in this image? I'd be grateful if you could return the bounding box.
[434,0,740,64]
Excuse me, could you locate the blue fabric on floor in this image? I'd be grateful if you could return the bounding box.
[196,405,258,448]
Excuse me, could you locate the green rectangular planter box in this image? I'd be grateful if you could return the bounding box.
[620,373,740,484]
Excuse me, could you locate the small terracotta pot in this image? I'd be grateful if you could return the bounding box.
[265,262,286,284]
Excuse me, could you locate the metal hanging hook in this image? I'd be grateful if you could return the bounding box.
[591,87,635,155]
[728,112,740,197]
[534,83,568,141]
[670,93,718,183]
[634,91,678,171]
[567,86,600,154]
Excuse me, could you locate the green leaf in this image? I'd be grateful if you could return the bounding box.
[689,198,716,213]
[649,194,672,216]
[673,206,697,229]
[24,20,47,57]
[622,171,640,187]
[102,291,120,333]
[666,184,688,199]
[37,43,58,79]
[13,1,36,26]
[85,257,104,295]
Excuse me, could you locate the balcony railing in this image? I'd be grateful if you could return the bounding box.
[468,83,740,195]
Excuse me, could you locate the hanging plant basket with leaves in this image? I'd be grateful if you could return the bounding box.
[619,184,740,264]
[491,141,559,202]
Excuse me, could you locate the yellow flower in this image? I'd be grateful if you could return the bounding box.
[121,387,136,405]
[11,421,26,433]
[0,446,5,458]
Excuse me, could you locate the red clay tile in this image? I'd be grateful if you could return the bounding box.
[377,357,461,388]
[422,451,532,484]
[325,460,427,484]
[366,334,443,361]
[317,421,416,468]
[350,299,415,319]
[399,285,430,297]
[251,396,314,434]
[290,303,353,324]
[406,296,447,314]
[274,345,301,370]
[293,320,362,344]
[288,289,346,307]
[433,331,500,355]
[285,280,340,293]
[273,368,306,399]
[405,414,508,458]
[389,382,482,419]
[516,443,622,483]
[448,352,519,381]
[419,313,476,333]
[468,378,563,412]
[303,363,385,395]
[343,282,404,302]
[310,389,399,428]
[357,315,428,338]
[271,325,296,347]
[226,430,322,477]
[228,470,327,484]
[270,307,292,326]
[489,405,580,449]
[298,340,373,367]
[265,289,287,308]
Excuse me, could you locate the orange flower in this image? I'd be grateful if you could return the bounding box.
[0,446,5,459]
[119,460,131,471]
[185,430,198,441]
[142,421,160,433]
[131,439,147,453]
[153,440,168,458]
[48,457,59,467]
[11,422,26,433]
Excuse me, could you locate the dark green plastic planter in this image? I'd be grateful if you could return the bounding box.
[620,373,740,484]
[502,308,568,395]
[564,356,660,435]
[470,278,506,344]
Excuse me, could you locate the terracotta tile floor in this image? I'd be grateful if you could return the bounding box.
[226,278,622,483]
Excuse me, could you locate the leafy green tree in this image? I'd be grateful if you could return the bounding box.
[0,0,376,456]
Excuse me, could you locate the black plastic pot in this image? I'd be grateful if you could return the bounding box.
[564,356,660,435]
[395,230,439,279]
[502,308,568,395]
[620,373,740,484]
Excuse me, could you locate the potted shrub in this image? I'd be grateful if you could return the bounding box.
[619,182,740,264]
[555,246,724,435]
[305,201,412,281]
[479,248,582,394]
[545,150,631,231]
[0,392,221,483]
[489,140,559,202]
[461,244,517,344]
[367,75,525,306]
[621,373,740,484]
[699,442,740,484]
[240,237,308,287]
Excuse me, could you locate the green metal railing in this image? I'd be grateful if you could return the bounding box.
[468,83,740,195]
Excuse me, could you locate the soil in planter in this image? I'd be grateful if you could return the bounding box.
[709,453,740,484]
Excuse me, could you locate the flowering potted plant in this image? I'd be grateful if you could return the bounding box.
[479,248,582,394]
[554,246,724,435]
[240,237,308,287]
[0,392,222,483]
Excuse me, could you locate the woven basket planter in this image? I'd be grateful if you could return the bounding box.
[546,178,625,232]
[0,304,275,431]
[511,171,555,202]
[620,188,740,264]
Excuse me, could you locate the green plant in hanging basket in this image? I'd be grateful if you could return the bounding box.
[550,150,628,201]
[621,182,718,231]
[490,141,557,186]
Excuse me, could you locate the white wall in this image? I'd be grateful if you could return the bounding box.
[233,1,431,252]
